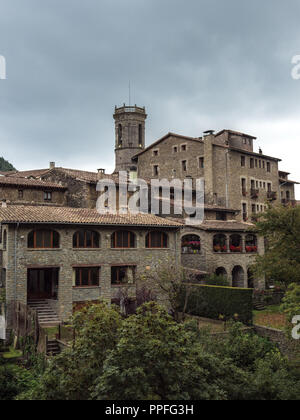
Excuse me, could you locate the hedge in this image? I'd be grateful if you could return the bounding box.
[178,284,253,325]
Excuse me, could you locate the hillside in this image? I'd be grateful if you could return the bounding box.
[0,157,16,172]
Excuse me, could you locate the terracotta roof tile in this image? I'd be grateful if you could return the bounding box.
[0,205,184,227]
[0,177,66,190]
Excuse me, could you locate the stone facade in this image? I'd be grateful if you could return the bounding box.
[134,130,286,221]
[1,222,179,324]
[180,225,265,289]
[114,105,147,173]
[0,180,67,207]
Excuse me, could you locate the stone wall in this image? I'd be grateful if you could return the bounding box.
[2,223,179,323]
[254,325,300,360]
[0,185,66,206]
[180,227,265,289]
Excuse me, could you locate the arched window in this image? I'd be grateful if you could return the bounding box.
[28,230,60,249]
[245,235,258,253]
[181,235,201,254]
[118,124,123,146]
[73,230,100,248]
[111,231,136,248]
[230,235,242,253]
[138,124,143,147]
[146,232,168,248]
[213,234,227,253]
[216,267,227,277]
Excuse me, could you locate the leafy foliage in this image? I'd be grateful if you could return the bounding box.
[178,284,253,325]
[253,206,300,288]
[0,157,16,172]
[16,302,300,401]
[205,274,229,287]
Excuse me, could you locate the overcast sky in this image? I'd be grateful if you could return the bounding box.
[0,0,300,197]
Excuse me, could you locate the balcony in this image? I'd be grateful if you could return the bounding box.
[267,191,277,201]
[251,189,259,199]
[242,189,247,197]
[281,199,297,207]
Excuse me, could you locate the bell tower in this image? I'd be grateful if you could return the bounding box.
[113,104,147,172]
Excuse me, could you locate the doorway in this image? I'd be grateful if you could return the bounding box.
[27,268,59,301]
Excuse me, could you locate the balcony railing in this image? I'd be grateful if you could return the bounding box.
[267,191,277,201]
[251,189,259,199]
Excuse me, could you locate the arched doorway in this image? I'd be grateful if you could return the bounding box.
[216,267,227,278]
[232,266,245,288]
[247,268,255,289]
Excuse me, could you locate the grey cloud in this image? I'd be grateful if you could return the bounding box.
[0,0,299,195]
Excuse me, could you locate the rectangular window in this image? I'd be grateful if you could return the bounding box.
[153,165,159,176]
[255,159,258,168]
[199,157,204,169]
[259,160,262,168]
[111,266,136,286]
[241,156,246,167]
[182,160,187,172]
[181,144,187,152]
[173,146,178,153]
[252,204,256,213]
[44,191,52,201]
[267,162,271,173]
[74,267,100,287]
[153,149,159,157]
[250,158,254,169]
[263,161,265,169]
[216,212,227,221]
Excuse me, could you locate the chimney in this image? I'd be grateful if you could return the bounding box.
[2,200,7,208]
[50,162,55,170]
[97,168,105,175]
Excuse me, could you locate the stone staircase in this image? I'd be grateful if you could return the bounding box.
[28,300,61,327]
[46,340,60,356]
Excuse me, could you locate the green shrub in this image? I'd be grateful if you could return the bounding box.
[178,284,253,325]
[205,274,229,287]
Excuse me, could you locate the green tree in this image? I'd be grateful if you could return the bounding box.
[94,302,244,400]
[0,157,16,172]
[253,205,300,289]
[19,303,122,400]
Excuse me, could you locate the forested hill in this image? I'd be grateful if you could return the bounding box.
[0,157,16,172]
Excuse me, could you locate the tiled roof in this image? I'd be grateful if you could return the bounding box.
[167,218,254,231]
[279,178,299,185]
[0,205,184,227]
[199,220,254,231]
[132,132,203,159]
[215,129,257,139]
[7,169,51,178]
[7,167,100,183]
[0,177,66,190]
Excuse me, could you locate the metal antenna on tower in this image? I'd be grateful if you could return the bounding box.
[129,81,131,106]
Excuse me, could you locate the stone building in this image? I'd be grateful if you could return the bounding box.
[0,176,67,206]
[132,130,291,222]
[0,205,182,324]
[0,104,298,328]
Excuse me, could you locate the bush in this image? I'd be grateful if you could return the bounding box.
[178,284,253,325]
[205,274,229,287]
